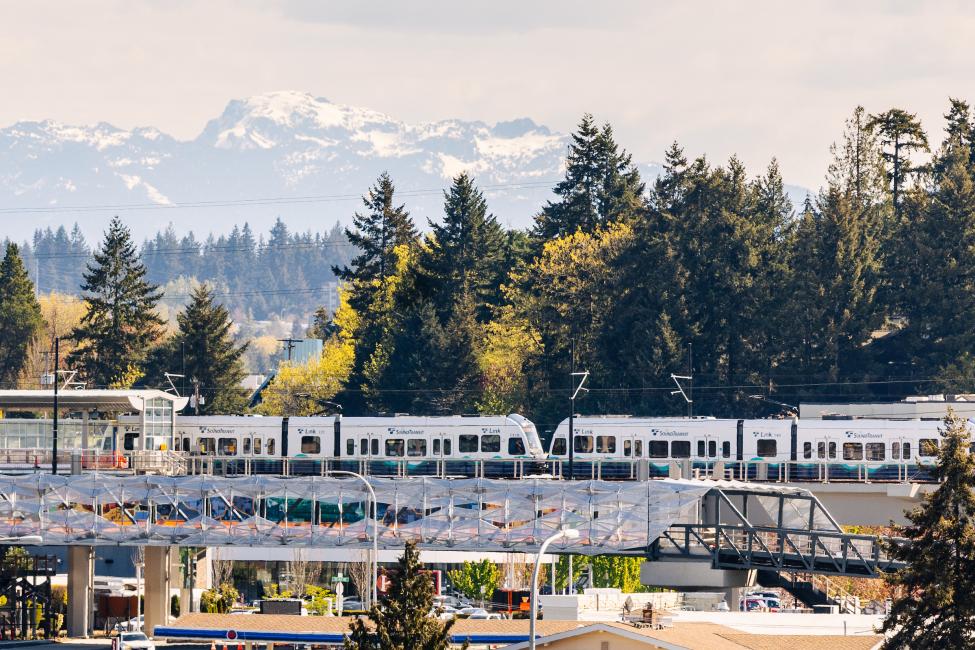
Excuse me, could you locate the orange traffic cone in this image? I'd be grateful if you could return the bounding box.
[237,643,243,650]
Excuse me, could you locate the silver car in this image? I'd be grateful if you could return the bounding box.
[119,632,155,650]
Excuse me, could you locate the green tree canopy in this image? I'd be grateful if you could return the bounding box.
[68,217,164,387]
[447,559,502,603]
[0,243,43,387]
[345,541,460,650]
[868,108,929,218]
[881,410,975,648]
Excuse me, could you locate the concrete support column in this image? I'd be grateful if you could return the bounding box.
[143,546,172,637]
[67,546,94,638]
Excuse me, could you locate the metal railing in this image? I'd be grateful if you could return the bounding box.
[655,523,902,578]
[0,450,940,484]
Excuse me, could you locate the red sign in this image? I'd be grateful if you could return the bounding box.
[226,630,238,641]
[377,574,390,593]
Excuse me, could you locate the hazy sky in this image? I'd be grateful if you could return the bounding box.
[1,0,973,188]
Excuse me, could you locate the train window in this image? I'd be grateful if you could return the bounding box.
[708,441,717,458]
[634,440,643,457]
[371,439,379,455]
[433,439,441,455]
[671,441,690,458]
[920,439,939,457]
[254,438,262,455]
[444,439,452,455]
[481,435,501,453]
[360,439,368,455]
[459,435,479,453]
[697,441,705,457]
[346,439,355,455]
[902,442,911,459]
[509,438,526,455]
[574,436,594,453]
[624,440,633,457]
[219,438,237,456]
[756,440,777,457]
[722,441,731,459]
[842,443,863,461]
[267,439,275,455]
[386,439,405,457]
[648,441,668,458]
[301,436,321,454]
[182,437,190,452]
[803,442,812,459]
[891,442,900,460]
[552,438,567,455]
[596,436,616,454]
[408,439,427,457]
[866,443,885,461]
[243,438,251,455]
[124,432,140,452]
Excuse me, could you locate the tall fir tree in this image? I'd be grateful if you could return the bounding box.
[416,173,505,322]
[345,541,459,650]
[0,243,43,387]
[534,114,645,239]
[867,108,929,219]
[881,410,975,648]
[149,284,249,414]
[68,217,164,387]
[333,172,417,311]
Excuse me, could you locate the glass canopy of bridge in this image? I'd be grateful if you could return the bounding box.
[0,389,189,452]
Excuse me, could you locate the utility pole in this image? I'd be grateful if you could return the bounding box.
[567,340,589,481]
[277,338,302,363]
[52,337,59,475]
[687,343,693,418]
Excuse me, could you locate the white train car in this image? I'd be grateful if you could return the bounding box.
[175,416,284,457]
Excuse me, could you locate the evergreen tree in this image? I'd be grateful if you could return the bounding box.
[534,114,645,239]
[881,410,975,648]
[0,243,43,387]
[68,217,164,387]
[867,108,929,218]
[307,305,334,340]
[151,284,249,414]
[416,173,505,322]
[334,172,417,310]
[345,541,459,650]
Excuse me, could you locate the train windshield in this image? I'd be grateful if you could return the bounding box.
[508,414,544,457]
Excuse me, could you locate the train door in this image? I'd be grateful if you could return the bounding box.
[815,434,838,480]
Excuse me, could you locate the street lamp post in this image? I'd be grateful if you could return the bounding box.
[530,529,579,650]
[328,470,378,609]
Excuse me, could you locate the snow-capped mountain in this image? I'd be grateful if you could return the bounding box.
[0,91,579,241]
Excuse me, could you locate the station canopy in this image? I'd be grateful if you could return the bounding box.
[0,389,188,413]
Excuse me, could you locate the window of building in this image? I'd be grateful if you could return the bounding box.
[508,438,526,455]
[866,443,885,461]
[552,438,567,456]
[301,436,321,454]
[722,441,731,459]
[346,439,355,455]
[408,439,427,457]
[243,438,251,455]
[481,435,501,453]
[459,435,479,453]
[843,443,863,461]
[648,441,668,458]
[920,439,939,457]
[671,441,690,458]
[803,442,812,459]
[756,439,777,458]
[574,436,594,453]
[596,435,616,454]
[385,439,404,457]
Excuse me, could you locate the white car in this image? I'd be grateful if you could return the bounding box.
[114,616,144,632]
[119,632,155,650]
[468,611,502,620]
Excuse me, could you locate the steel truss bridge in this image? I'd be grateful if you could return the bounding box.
[0,474,901,578]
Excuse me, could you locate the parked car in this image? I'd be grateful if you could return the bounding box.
[432,605,458,620]
[341,598,365,611]
[118,632,155,650]
[740,597,769,612]
[468,610,503,620]
[113,616,144,633]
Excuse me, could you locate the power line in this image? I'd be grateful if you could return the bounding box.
[0,180,556,215]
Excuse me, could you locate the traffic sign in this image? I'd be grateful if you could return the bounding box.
[226,630,238,640]
[331,572,349,583]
